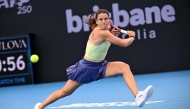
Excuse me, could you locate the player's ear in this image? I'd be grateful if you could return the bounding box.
[95,19,98,25]
[90,24,95,30]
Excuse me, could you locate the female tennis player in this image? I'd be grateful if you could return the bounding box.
[33,9,153,109]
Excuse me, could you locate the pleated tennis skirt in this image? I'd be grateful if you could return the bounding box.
[66,58,109,84]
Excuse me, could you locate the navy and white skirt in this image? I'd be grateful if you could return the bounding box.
[66,58,109,84]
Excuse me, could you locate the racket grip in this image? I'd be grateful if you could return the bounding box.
[120,29,128,34]
[120,29,135,38]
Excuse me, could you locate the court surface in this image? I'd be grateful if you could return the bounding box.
[0,70,190,109]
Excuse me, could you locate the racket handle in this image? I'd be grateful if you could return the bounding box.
[113,29,128,34]
[114,29,135,38]
[120,29,128,34]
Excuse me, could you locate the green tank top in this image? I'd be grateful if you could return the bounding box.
[85,27,111,61]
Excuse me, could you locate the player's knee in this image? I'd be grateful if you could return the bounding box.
[125,63,130,69]
[120,62,131,73]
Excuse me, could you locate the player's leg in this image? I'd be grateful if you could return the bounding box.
[35,79,82,109]
[105,61,153,107]
[105,61,138,97]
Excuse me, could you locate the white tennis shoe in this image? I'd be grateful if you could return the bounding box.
[33,102,41,109]
[135,85,153,107]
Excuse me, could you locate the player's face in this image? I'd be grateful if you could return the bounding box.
[96,13,110,30]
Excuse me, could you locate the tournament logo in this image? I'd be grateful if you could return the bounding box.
[0,0,32,15]
[65,3,176,40]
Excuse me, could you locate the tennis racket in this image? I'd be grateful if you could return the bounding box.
[91,22,131,36]
[108,22,128,34]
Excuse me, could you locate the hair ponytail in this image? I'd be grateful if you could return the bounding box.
[85,13,97,30]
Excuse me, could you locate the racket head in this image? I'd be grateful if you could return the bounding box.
[109,22,121,33]
[108,22,114,31]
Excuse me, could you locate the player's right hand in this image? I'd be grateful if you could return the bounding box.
[127,30,136,37]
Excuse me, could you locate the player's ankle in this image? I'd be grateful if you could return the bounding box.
[133,90,139,98]
[38,104,43,109]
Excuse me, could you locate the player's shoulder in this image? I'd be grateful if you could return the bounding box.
[94,29,110,37]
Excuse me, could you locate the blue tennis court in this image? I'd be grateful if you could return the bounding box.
[0,70,190,109]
